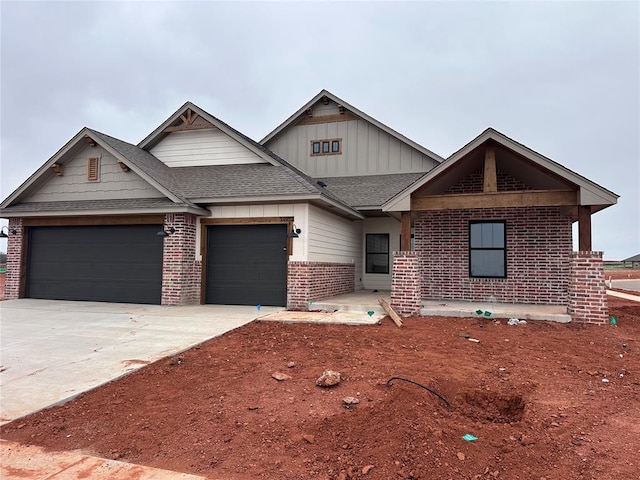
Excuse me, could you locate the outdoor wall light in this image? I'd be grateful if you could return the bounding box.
[157,227,176,237]
[287,225,302,238]
[0,226,16,238]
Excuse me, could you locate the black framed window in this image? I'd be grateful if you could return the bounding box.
[469,221,506,278]
[310,138,342,156]
[366,233,389,274]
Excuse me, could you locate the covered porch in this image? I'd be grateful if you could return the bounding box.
[301,290,571,323]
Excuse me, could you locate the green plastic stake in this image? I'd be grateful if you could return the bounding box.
[367,310,375,317]
[484,311,492,317]
[610,316,617,325]
[462,434,478,441]
[475,309,484,315]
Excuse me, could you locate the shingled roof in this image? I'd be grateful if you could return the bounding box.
[316,173,426,209]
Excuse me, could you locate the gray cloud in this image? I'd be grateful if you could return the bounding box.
[1,1,638,258]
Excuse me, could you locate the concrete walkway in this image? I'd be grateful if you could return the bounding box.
[0,299,283,425]
[607,290,640,302]
[0,440,209,479]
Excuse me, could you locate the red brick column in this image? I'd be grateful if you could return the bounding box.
[287,261,355,311]
[568,251,608,324]
[5,218,24,300]
[161,213,201,306]
[391,251,422,316]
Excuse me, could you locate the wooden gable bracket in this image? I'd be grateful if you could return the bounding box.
[321,95,330,105]
[338,104,345,114]
[84,135,97,147]
[306,107,313,117]
[163,107,215,133]
[51,162,64,176]
[117,161,130,172]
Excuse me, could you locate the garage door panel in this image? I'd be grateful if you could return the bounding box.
[206,224,287,306]
[26,225,163,304]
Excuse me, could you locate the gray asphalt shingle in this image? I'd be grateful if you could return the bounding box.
[316,173,426,208]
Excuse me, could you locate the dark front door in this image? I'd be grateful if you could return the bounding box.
[26,225,163,304]
[205,224,287,306]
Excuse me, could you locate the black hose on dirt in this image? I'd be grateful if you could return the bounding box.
[386,376,451,407]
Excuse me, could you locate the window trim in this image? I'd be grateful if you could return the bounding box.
[365,233,390,274]
[468,220,507,278]
[310,138,342,156]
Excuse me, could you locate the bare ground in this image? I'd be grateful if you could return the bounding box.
[1,295,639,480]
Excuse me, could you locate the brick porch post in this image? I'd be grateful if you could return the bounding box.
[568,251,609,324]
[391,251,422,316]
[161,213,201,306]
[5,218,24,300]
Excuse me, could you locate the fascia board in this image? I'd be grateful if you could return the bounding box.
[194,194,364,220]
[0,205,208,218]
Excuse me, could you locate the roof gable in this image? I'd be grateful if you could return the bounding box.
[383,128,619,213]
[138,102,282,167]
[0,128,201,212]
[260,89,444,164]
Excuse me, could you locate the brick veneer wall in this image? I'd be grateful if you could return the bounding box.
[161,213,201,306]
[568,251,608,324]
[4,217,24,300]
[391,251,422,316]
[414,206,572,305]
[287,261,355,311]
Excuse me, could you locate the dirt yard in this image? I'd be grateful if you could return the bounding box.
[1,296,639,480]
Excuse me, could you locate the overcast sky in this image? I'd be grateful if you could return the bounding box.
[1,1,638,259]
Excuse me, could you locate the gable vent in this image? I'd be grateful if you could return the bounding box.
[87,157,99,181]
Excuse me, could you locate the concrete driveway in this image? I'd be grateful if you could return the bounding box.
[0,299,283,425]
[611,279,640,292]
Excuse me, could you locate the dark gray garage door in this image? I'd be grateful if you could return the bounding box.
[205,224,287,306]
[26,225,163,304]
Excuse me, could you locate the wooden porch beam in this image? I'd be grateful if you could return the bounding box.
[578,205,592,251]
[484,145,497,193]
[411,189,578,211]
[400,211,412,251]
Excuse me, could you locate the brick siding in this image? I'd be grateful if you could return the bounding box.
[391,251,422,315]
[568,251,608,324]
[161,213,201,306]
[414,206,572,305]
[287,261,355,311]
[445,169,532,194]
[4,217,24,300]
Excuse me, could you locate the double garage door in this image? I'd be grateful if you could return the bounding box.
[26,225,164,304]
[25,223,288,306]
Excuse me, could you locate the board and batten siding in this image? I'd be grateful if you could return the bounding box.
[265,119,438,178]
[362,216,401,291]
[150,129,267,167]
[25,146,164,202]
[307,204,363,290]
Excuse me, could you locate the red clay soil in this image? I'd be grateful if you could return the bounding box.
[2,297,639,480]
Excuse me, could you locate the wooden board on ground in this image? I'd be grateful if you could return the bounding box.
[378,298,403,327]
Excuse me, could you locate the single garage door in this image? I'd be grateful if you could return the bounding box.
[205,224,287,306]
[26,225,163,304]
